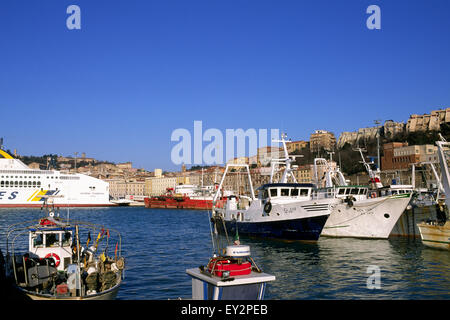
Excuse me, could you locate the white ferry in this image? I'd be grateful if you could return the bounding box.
[0,149,112,207]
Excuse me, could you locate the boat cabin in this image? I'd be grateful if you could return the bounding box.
[257,183,315,203]
[376,185,413,197]
[388,185,414,195]
[28,219,74,271]
[335,186,369,201]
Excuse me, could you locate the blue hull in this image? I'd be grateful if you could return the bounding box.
[215,215,329,241]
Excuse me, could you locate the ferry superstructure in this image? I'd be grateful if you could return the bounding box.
[0,149,112,207]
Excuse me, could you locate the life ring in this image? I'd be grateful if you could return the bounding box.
[45,253,61,267]
[264,202,272,214]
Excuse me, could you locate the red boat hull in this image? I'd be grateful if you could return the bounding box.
[144,196,216,210]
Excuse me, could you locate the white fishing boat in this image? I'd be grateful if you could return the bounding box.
[0,148,112,207]
[3,196,125,300]
[318,152,413,239]
[321,185,412,238]
[417,139,450,250]
[211,134,334,241]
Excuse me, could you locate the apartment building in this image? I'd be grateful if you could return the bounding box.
[381,142,438,170]
[310,130,336,153]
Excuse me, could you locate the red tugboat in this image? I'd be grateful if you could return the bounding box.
[144,184,232,210]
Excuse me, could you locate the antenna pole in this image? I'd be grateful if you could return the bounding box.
[374,120,381,170]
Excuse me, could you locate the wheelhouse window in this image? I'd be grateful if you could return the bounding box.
[270,188,278,197]
[45,233,59,247]
[32,233,44,248]
[62,232,72,246]
[299,189,309,196]
[280,188,290,196]
[291,188,299,196]
[338,188,346,195]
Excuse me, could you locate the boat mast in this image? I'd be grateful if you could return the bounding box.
[436,140,450,210]
[355,147,383,188]
[270,133,302,183]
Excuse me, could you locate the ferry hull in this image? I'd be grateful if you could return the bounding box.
[213,215,329,241]
[0,155,112,207]
[321,194,412,239]
[0,203,116,208]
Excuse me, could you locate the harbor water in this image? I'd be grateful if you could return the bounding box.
[1,207,449,300]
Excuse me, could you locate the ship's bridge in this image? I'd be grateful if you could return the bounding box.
[0,149,32,170]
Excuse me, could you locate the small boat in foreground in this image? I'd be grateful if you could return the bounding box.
[186,243,275,300]
[3,196,125,300]
[186,217,275,300]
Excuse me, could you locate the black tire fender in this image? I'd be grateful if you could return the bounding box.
[264,202,272,213]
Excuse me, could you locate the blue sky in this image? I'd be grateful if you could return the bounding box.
[1,0,449,171]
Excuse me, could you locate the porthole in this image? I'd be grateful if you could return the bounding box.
[384,213,390,219]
